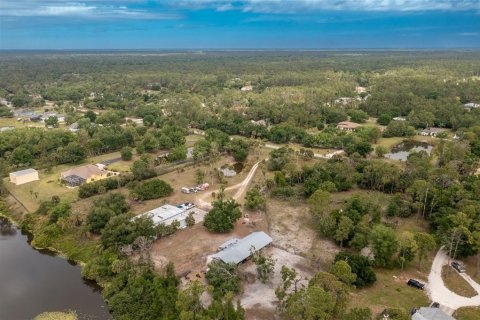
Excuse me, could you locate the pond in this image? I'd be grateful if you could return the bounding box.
[0,217,110,320]
[384,140,433,161]
[220,162,245,174]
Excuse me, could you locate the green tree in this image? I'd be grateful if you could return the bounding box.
[45,116,59,128]
[344,308,372,320]
[330,260,357,286]
[120,146,133,161]
[195,169,205,185]
[185,213,195,227]
[251,248,276,283]
[131,179,173,200]
[334,216,354,247]
[244,185,266,210]
[398,231,418,271]
[414,232,436,269]
[375,146,388,158]
[308,189,331,217]
[228,138,250,162]
[203,195,242,233]
[334,252,376,287]
[206,260,241,298]
[370,225,398,267]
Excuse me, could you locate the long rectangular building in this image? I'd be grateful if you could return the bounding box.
[212,231,273,265]
[136,203,195,229]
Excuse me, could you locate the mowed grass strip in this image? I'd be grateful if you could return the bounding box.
[441,266,478,298]
[454,307,480,320]
[348,268,429,315]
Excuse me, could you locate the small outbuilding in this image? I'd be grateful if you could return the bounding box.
[337,121,361,132]
[9,168,39,185]
[212,231,273,265]
[411,307,455,320]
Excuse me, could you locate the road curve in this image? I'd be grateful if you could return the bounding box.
[427,248,480,313]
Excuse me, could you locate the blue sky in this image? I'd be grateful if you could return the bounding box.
[0,0,479,49]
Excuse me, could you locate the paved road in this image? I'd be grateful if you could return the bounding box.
[427,248,480,314]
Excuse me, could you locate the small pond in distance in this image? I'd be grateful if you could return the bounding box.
[0,217,110,320]
[384,140,433,161]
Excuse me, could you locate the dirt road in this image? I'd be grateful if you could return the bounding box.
[427,248,480,314]
[197,162,260,209]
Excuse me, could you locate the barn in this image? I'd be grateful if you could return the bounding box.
[9,168,39,185]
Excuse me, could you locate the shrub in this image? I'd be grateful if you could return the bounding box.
[334,252,376,287]
[131,179,173,200]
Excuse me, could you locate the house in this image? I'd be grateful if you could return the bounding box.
[393,117,406,121]
[212,231,273,265]
[337,121,361,132]
[61,164,108,186]
[125,117,144,125]
[241,85,253,92]
[9,168,39,185]
[420,128,444,137]
[136,203,196,229]
[411,307,455,320]
[464,102,480,110]
[251,119,267,126]
[355,86,367,94]
[221,167,237,177]
[68,122,79,132]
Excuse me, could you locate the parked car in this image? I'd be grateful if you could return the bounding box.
[451,261,466,273]
[407,279,425,290]
[430,302,440,308]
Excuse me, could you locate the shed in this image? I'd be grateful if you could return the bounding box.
[212,232,273,264]
[411,307,455,320]
[337,121,361,132]
[9,168,39,185]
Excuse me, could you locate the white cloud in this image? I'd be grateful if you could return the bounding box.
[176,0,480,12]
[0,1,180,19]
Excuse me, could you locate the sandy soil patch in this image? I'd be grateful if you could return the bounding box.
[240,246,315,317]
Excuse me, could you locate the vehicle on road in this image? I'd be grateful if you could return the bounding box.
[451,261,466,273]
[407,279,425,290]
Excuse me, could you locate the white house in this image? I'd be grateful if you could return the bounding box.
[420,128,445,137]
[9,168,39,185]
[136,203,196,229]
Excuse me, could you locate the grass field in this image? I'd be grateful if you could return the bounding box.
[441,266,478,298]
[5,151,126,212]
[454,306,480,320]
[349,267,430,315]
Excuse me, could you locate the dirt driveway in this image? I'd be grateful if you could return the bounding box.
[427,249,480,314]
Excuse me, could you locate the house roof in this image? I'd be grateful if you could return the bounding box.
[136,204,193,226]
[411,307,455,320]
[212,232,273,264]
[61,164,105,180]
[10,168,38,177]
[337,121,361,129]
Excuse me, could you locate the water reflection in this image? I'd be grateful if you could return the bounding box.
[384,140,433,161]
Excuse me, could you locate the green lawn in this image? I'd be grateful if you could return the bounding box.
[5,151,125,212]
[454,307,480,320]
[441,266,478,298]
[349,267,430,315]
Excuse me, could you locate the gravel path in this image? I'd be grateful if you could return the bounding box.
[427,248,480,314]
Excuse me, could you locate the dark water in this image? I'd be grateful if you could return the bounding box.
[0,218,110,320]
[384,140,433,161]
[220,162,244,174]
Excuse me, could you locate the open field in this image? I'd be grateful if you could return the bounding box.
[349,266,430,315]
[4,151,126,212]
[149,210,268,276]
[442,266,478,298]
[463,256,480,284]
[454,306,480,320]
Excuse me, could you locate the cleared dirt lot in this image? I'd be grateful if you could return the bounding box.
[149,210,269,276]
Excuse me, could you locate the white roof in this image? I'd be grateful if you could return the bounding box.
[411,307,455,320]
[212,232,272,264]
[10,168,38,176]
[137,204,194,226]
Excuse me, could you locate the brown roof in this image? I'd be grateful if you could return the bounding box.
[61,164,105,180]
[337,121,361,129]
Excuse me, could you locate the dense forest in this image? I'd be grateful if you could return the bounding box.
[1,51,480,320]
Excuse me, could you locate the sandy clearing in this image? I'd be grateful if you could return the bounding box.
[240,247,315,311]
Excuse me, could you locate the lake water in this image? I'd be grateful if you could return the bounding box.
[0,217,110,320]
[384,140,433,161]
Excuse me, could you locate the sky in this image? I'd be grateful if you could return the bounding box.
[0,0,479,49]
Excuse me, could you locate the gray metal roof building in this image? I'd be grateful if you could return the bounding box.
[212,231,273,264]
[411,308,455,320]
